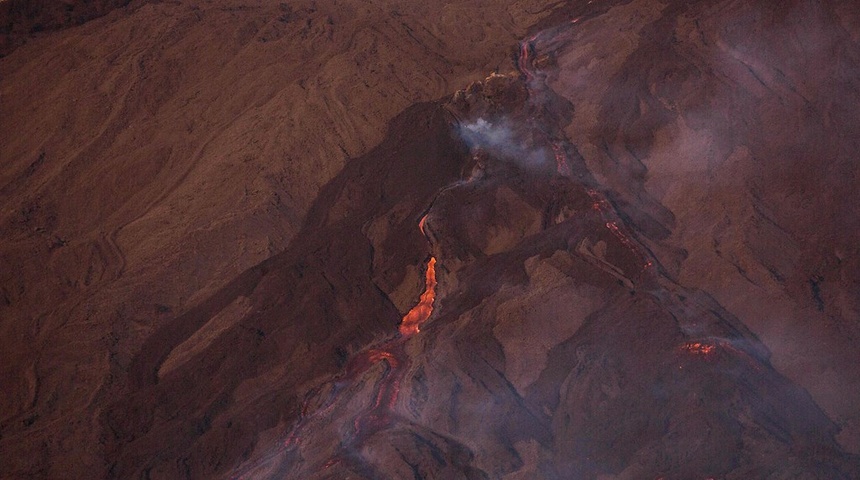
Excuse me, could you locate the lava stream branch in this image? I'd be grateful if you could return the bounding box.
[516,23,655,273]
[232,214,441,479]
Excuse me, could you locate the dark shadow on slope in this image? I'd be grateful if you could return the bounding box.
[101,101,469,479]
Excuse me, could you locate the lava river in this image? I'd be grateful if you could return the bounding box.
[232,219,438,479]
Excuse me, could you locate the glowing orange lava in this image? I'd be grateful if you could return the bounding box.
[418,214,428,237]
[681,342,716,355]
[366,349,399,367]
[604,221,653,270]
[399,257,437,336]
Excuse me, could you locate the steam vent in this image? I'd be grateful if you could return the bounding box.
[2,0,860,478]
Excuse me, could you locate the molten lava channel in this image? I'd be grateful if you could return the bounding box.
[680,341,717,356]
[399,256,437,336]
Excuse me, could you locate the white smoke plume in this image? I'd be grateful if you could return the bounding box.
[459,117,550,171]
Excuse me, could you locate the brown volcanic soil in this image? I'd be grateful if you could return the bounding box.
[546,0,860,455]
[0,0,554,477]
[2,0,860,479]
[0,0,133,55]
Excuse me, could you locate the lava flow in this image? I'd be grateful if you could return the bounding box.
[516,23,653,272]
[233,216,439,478]
[681,341,717,356]
[399,256,437,336]
[249,18,657,479]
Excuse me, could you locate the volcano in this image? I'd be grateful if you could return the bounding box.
[1,0,860,478]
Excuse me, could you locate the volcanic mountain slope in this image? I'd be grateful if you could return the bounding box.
[227,0,860,475]
[2,0,860,478]
[99,103,467,479]
[0,0,132,55]
[543,0,860,455]
[0,0,557,477]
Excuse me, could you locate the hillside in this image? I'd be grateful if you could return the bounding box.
[1,0,859,478]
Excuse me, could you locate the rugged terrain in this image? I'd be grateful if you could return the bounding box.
[1,0,859,478]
